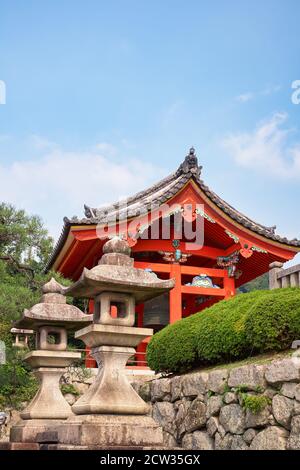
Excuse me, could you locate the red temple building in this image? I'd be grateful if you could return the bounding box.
[46,148,300,367]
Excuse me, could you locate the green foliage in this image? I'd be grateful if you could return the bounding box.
[240,393,271,414]
[245,288,300,351]
[0,322,13,347]
[147,288,300,374]
[147,312,200,374]
[0,202,81,407]
[0,203,69,325]
[0,265,71,324]
[239,273,269,293]
[222,384,231,395]
[0,349,38,409]
[66,364,93,382]
[60,383,80,396]
[0,202,53,268]
[235,384,250,394]
[0,270,39,323]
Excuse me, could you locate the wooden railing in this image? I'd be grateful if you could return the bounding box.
[83,348,148,368]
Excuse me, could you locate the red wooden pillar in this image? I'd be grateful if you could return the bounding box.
[135,304,146,366]
[224,274,236,299]
[169,263,182,323]
[85,299,97,368]
[110,305,118,318]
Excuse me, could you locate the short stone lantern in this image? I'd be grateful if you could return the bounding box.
[10,327,34,348]
[10,278,92,444]
[57,236,175,448]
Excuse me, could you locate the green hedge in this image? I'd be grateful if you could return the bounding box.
[147,288,300,374]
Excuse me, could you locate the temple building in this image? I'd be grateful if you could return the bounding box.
[46,148,300,366]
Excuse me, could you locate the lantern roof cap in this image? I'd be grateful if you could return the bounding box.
[15,279,92,330]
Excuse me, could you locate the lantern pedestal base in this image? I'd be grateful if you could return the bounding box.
[72,345,149,415]
[10,419,62,444]
[57,414,164,448]
[21,350,81,420]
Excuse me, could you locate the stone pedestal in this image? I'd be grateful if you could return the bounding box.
[21,368,71,420]
[10,419,62,444]
[58,415,164,448]
[72,346,148,415]
[56,317,163,448]
[20,350,81,420]
[72,324,152,415]
[10,350,81,444]
[269,262,284,289]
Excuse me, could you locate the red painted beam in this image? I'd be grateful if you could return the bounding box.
[134,261,171,273]
[72,229,98,241]
[72,238,103,280]
[181,285,226,297]
[181,265,226,277]
[57,239,80,273]
[132,239,225,259]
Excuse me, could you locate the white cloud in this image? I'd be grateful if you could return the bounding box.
[29,135,58,151]
[93,142,117,155]
[236,92,254,103]
[262,84,281,95]
[222,112,300,179]
[0,139,165,239]
[235,84,281,103]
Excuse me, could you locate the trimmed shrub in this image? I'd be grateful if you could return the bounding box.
[245,288,300,351]
[146,314,199,374]
[147,288,300,374]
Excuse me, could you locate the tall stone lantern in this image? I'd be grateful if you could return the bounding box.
[58,237,175,448]
[10,278,92,444]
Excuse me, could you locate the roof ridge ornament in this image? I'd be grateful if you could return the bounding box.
[84,204,94,218]
[176,147,202,177]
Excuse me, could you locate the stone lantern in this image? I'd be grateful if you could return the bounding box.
[10,278,92,444]
[10,327,34,348]
[58,237,175,448]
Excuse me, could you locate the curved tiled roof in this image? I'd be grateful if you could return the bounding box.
[45,148,300,270]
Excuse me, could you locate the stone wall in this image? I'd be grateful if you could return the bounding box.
[133,357,300,450]
[2,357,300,450]
[0,368,153,443]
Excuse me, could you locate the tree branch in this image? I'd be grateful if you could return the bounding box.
[0,255,35,280]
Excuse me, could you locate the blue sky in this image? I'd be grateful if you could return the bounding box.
[0,0,300,263]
